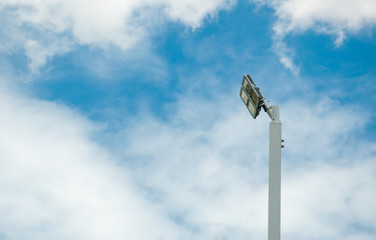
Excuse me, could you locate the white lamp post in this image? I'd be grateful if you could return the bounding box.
[240,74,284,240]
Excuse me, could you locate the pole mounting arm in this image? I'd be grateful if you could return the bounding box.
[261,98,280,123]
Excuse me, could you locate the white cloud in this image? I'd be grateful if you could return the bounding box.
[162,0,236,27]
[24,39,71,74]
[272,37,300,75]
[1,74,376,239]
[282,162,376,239]
[271,0,376,38]
[119,92,376,239]
[254,0,376,73]
[0,0,236,73]
[0,80,187,240]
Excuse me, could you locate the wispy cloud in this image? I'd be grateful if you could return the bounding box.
[119,90,376,239]
[254,0,376,73]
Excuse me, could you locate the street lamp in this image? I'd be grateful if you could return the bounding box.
[239,74,284,240]
[239,75,262,119]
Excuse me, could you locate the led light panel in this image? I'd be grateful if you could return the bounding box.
[239,74,262,119]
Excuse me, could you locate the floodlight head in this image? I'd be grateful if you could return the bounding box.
[239,74,262,119]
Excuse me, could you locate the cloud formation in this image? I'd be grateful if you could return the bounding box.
[2,0,375,75]
[1,76,375,239]
[255,0,376,73]
[1,1,376,238]
[120,92,376,239]
[0,0,235,73]
[0,80,186,239]
[271,0,376,38]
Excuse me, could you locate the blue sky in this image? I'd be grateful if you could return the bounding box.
[1,0,376,239]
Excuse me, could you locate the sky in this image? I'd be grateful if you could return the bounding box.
[1,0,376,239]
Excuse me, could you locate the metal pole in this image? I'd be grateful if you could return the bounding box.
[268,105,282,240]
